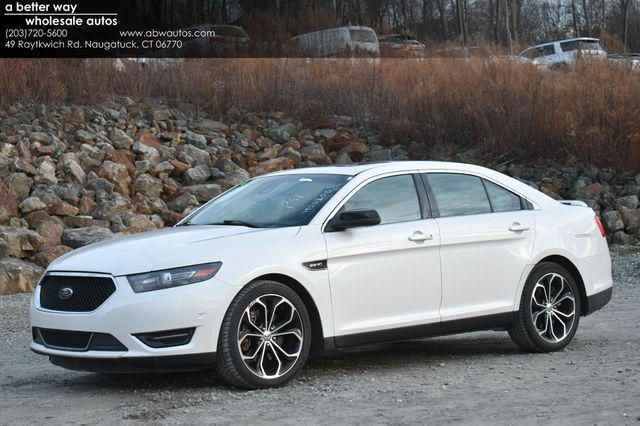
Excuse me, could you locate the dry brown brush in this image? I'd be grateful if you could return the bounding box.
[0,58,638,171]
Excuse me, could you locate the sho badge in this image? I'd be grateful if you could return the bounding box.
[57,287,74,300]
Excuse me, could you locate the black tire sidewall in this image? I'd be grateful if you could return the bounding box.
[522,263,581,351]
[223,280,312,388]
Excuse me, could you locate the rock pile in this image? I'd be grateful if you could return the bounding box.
[0,100,638,293]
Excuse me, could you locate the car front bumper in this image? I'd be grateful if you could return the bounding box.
[29,273,237,365]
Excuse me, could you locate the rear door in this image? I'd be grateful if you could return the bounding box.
[423,173,535,322]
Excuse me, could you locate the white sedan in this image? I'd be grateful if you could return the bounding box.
[30,161,613,389]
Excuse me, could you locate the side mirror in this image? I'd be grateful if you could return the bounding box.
[327,210,381,232]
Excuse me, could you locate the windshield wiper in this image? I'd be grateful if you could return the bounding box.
[213,220,262,228]
[178,220,263,228]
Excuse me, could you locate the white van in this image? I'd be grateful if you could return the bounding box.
[520,37,606,68]
[291,26,380,57]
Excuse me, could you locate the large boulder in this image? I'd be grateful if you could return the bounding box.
[61,226,114,249]
[614,195,639,211]
[19,197,46,213]
[0,181,19,222]
[179,145,211,167]
[0,228,44,258]
[33,245,73,268]
[93,192,132,220]
[185,131,208,148]
[134,174,163,198]
[0,258,44,294]
[601,211,624,233]
[58,154,86,184]
[108,128,134,149]
[167,193,199,213]
[183,165,212,185]
[183,184,222,203]
[248,157,294,177]
[192,118,228,133]
[5,172,33,200]
[98,161,132,196]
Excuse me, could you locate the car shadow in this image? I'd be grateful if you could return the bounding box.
[54,332,527,391]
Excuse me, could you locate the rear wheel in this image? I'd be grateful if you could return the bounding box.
[509,263,581,352]
[215,280,311,389]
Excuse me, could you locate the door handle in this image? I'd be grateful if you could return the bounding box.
[408,231,433,242]
[509,222,530,233]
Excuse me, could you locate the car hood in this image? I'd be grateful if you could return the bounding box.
[48,225,298,276]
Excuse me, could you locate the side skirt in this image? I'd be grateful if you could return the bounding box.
[328,312,516,350]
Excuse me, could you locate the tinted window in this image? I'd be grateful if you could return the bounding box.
[342,175,421,224]
[560,40,578,52]
[426,173,491,217]
[578,40,602,51]
[186,174,349,228]
[484,180,522,212]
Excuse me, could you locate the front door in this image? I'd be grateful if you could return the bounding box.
[323,174,442,346]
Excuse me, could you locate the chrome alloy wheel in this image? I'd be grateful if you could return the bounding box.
[530,273,576,343]
[237,294,304,379]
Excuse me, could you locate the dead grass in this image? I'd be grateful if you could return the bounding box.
[0,57,638,171]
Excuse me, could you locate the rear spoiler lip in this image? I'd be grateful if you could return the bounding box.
[559,200,588,207]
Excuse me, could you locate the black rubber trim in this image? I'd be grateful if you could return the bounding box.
[412,173,432,219]
[134,327,195,348]
[419,173,440,218]
[34,327,128,352]
[42,352,217,373]
[332,312,515,348]
[584,287,612,316]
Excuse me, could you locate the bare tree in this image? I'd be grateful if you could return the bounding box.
[582,0,592,35]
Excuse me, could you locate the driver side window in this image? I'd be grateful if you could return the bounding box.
[342,175,421,225]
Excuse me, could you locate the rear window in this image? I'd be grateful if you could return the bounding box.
[426,173,492,217]
[350,29,377,43]
[484,180,522,212]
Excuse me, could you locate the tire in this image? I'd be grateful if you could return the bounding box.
[509,262,581,352]
[215,280,312,389]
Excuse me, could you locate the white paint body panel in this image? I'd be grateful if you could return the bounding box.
[437,210,535,321]
[30,161,613,360]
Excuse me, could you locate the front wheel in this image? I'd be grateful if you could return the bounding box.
[215,280,312,389]
[509,263,581,352]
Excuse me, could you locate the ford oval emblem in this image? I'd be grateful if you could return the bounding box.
[57,287,74,300]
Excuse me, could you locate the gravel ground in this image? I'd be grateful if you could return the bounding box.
[1,250,638,425]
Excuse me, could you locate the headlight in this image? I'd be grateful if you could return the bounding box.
[127,262,222,293]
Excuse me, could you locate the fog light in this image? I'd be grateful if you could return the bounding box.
[134,327,195,348]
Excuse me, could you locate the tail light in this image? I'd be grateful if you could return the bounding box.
[210,37,222,43]
[594,216,606,237]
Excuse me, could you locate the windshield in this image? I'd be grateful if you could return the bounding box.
[350,29,377,43]
[184,174,350,228]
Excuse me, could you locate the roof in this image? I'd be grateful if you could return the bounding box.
[268,161,560,209]
[269,161,496,176]
[292,26,376,40]
[525,37,600,49]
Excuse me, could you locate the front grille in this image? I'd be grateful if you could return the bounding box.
[37,328,91,350]
[33,327,128,352]
[39,274,116,312]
